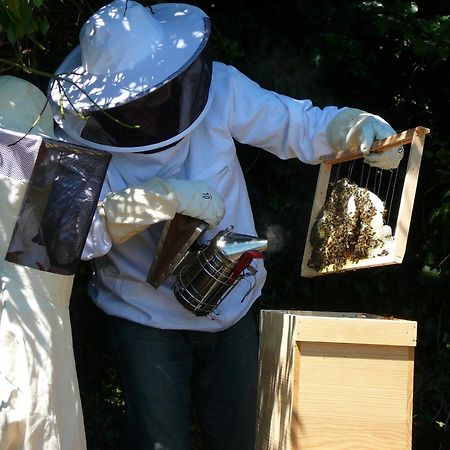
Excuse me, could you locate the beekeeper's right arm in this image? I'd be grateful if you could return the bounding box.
[82,177,225,260]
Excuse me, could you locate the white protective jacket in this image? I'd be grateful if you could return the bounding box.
[81,62,341,332]
[0,130,86,450]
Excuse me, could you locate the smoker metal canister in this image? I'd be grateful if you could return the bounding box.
[173,228,268,317]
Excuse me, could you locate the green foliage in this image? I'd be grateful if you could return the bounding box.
[0,0,45,42]
[0,0,51,68]
[427,139,450,278]
[0,0,101,84]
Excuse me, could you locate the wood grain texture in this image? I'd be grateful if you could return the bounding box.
[256,310,416,450]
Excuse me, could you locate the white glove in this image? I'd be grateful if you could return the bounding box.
[327,107,403,170]
[98,178,225,244]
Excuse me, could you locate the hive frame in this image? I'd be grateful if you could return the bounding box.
[301,126,430,278]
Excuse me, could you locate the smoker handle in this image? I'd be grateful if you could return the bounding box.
[229,250,264,284]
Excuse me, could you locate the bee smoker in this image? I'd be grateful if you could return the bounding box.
[173,227,267,317]
[147,214,268,318]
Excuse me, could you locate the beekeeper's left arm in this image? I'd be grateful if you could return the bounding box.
[221,64,401,169]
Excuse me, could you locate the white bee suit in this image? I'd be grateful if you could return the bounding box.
[52,1,403,334]
[80,62,342,331]
[0,130,86,450]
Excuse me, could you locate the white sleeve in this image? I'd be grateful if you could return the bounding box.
[215,63,343,164]
[81,209,112,260]
[81,180,112,260]
[96,177,224,245]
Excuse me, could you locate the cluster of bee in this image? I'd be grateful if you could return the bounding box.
[308,178,383,272]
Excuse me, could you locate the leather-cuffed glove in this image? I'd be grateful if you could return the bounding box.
[327,107,403,170]
[98,178,225,244]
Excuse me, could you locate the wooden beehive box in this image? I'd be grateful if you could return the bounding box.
[256,310,417,450]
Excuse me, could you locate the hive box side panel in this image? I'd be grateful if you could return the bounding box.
[256,311,298,450]
[292,342,415,450]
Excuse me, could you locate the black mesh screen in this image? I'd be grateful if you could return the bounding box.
[6,138,111,274]
[80,42,212,148]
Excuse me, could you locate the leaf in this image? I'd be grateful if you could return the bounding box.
[5,0,21,21]
[420,265,440,280]
[18,1,33,25]
[6,23,16,44]
[409,2,418,14]
[33,0,44,7]
[39,15,49,35]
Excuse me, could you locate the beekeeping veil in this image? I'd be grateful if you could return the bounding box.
[48,0,212,152]
[0,76,110,274]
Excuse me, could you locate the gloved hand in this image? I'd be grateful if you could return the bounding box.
[98,178,225,244]
[327,107,403,170]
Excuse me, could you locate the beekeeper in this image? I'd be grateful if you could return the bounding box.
[48,1,404,449]
[0,76,86,449]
